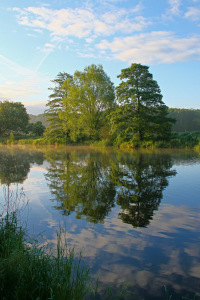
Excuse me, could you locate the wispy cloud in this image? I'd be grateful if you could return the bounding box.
[13,6,151,41]
[162,0,182,19]
[96,32,200,64]
[0,54,32,77]
[168,0,181,15]
[0,54,50,104]
[185,6,200,21]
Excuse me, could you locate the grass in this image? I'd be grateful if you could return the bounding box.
[0,210,91,300]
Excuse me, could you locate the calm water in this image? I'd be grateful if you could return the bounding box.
[0,146,200,299]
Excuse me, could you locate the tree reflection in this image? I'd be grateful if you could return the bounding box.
[45,149,116,223]
[0,148,44,218]
[0,149,44,185]
[44,149,176,227]
[109,152,176,227]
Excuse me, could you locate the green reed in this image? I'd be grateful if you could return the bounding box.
[0,212,90,300]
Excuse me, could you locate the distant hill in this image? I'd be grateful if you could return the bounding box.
[168,108,200,132]
[29,114,47,127]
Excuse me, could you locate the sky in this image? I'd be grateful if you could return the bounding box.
[0,0,200,115]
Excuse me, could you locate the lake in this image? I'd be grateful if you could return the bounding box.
[0,146,199,299]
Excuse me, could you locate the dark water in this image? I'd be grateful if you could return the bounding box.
[0,146,200,299]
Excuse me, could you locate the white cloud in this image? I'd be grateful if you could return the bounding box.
[96,32,200,64]
[0,83,40,100]
[185,6,200,21]
[169,0,181,15]
[0,53,32,77]
[44,43,55,48]
[162,0,182,19]
[13,6,151,41]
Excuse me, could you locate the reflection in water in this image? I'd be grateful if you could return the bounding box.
[0,148,44,185]
[45,150,116,223]
[44,149,176,228]
[0,148,44,217]
[0,147,200,299]
[110,153,176,227]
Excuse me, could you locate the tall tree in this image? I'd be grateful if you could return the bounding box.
[0,101,29,136]
[44,72,72,143]
[111,63,175,145]
[60,64,115,141]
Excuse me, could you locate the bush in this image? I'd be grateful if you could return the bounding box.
[6,133,15,145]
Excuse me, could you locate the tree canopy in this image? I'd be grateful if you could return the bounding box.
[59,64,115,141]
[44,72,72,143]
[42,63,179,147]
[110,63,175,146]
[0,101,29,136]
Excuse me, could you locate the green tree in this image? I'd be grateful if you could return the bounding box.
[0,101,29,136]
[44,72,72,143]
[60,64,115,141]
[111,63,175,145]
[32,121,45,136]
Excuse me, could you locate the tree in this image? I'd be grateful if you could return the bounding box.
[111,63,175,145]
[32,121,45,136]
[60,64,115,141]
[0,101,29,136]
[44,72,72,143]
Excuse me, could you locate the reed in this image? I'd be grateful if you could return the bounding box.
[0,212,90,300]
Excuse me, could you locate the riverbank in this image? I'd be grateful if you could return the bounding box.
[1,131,200,150]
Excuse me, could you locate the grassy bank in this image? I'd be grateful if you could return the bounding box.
[2,131,200,149]
[0,212,90,300]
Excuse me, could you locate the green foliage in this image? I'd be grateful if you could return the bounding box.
[168,108,200,132]
[0,214,90,300]
[31,121,45,136]
[26,121,45,136]
[0,101,29,136]
[110,63,175,146]
[44,72,72,143]
[169,132,200,148]
[6,132,15,145]
[60,64,115,141]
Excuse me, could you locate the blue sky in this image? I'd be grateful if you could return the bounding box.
[0,0,200,114]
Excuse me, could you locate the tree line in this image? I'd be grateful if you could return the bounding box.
[44,63,175,147]
[1,63,200,147]
[168,108,200,132]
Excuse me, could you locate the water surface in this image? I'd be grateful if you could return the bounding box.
[0,146,199,299]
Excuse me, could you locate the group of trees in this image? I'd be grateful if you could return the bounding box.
[44,63,175,146]
[6,63,200,147]
[168,108,200,132]
[0,101,45,138]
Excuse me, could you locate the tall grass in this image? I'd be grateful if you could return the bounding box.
[0,184,91,300]
[0,212,90,300]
